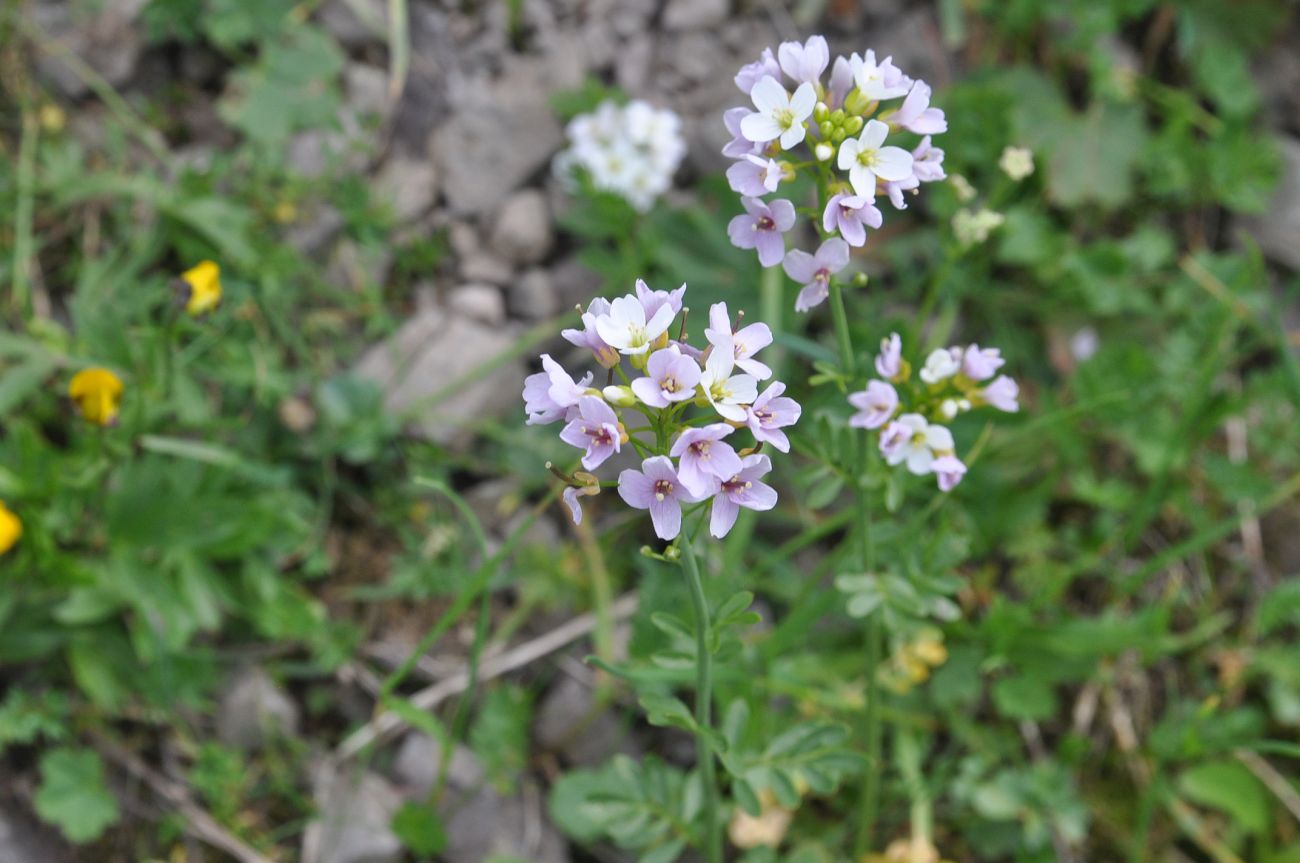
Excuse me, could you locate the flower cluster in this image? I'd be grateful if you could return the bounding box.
[523,281,800,541]
[847,333,1018,491]
[723,36,948,307]
[553,99,688,212]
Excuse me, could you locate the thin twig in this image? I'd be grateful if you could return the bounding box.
[333,593,639,761]
[88,730,274,863]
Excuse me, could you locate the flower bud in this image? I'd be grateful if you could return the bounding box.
[602,385,637,407]
[818,120,834,139]
[830,108,846,125]
[844,115,864,135]
[813,101,830,123]
[663,544,681,562]
[843,88,870,116]
[814,142,834,162]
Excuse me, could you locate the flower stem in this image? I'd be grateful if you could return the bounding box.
[826,277,856,379]
[678,526,723,863]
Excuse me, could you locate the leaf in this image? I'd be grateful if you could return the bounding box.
[391,802,447,855]
[35,748,120,843]
[1178,760,1270,834]
[992,674,1057,721]
[1045,101,1147,209]
[469,686,532,793]
[549,756,695,859]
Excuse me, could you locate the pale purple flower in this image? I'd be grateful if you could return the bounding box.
[879,413,955,475]
[828,56,853,108]
[838,119,914,199]
[849,50,912,100]
[735,47,781,95]
[980,375,1020,412]
[932,455,967,492]
[523,354,592,425]
[822,193,883,247]
[741,76,816,150]
[891,81,947,134]
[745,381,800,452]
[559,396,623,470]
[710,454,779,538]
[847,380,899,430]
[875,332,903,379]
[618,456,699,540]
[670,424,743,497]
[726,154,783,197]
[562,297,620,368]
[704,302,773,380]
[777,36,829,86]
[722,107,762,159]
[884,174,920,210]
[961,344,1005,381]
[635,279,686,322]
[631,345,702,408]
[785,238,851,313]
[595,294,676,356]
[911,136,946,183]
[728,196,796,267]
[562,484,600,525]
[699,342,758,422]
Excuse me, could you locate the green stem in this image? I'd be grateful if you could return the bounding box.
[678,527,723,863]
[759,264,785,378]
[826,277,856,379]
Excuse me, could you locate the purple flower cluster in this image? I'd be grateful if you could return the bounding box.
[524,281,800,541]
[723,36,949,311]
[847,333,1018,491]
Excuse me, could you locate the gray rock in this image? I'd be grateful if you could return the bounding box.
[662,0,729,31]
[459,253,515,286]
[216,667,300,751]
[509,268,560,320]
[549,255,606,310]
[448,222,482,260]
[1242,137,1300,271]
[285,204,347,256]
[316,0,386,48]
[0,806,69,863]
[352,309,524,448]
[28,0,148,98]
[449,284,506,325]
[302,765,403,863]
[490,190,554,264]
[345,63,391,126]
[392,733,486,796]
[374,156,438,224]
[326,239,393,291]
[431,65,563,213]
[535,675,639,766]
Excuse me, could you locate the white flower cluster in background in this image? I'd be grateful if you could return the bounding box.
[553,100,688,212]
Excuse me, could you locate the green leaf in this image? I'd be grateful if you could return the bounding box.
[469,686,532,793]
[1046,101,1147,209]
[1178,759,1270,834]
[35,747,120,843]
[992,673,1057,721]
[549,756,695,859]
[391,802,447,855]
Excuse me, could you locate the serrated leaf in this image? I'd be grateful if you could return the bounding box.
[35,748,120,843]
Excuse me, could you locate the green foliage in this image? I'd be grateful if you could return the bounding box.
[34,748,121,843]
[469,685,533,794]
[549,756,703,863]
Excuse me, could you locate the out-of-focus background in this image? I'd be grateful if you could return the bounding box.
[2,0,1300,861]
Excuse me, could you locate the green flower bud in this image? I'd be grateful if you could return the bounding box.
[845,115,864,135]
[819,120,834,139]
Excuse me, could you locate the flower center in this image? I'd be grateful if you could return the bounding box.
[856,148,879,168]
[756,215,775,231]
[815,267,831,284]
[653,479,675,501]
[754,407,772,425]
[691,440,712,459]
[722,476,753,494]
[661,375,678,393]
[773,107,795,129]
[585,425,613,445]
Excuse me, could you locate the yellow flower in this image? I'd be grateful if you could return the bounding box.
[728,790,795,850]
[0,501,21,555]
[68,367,124,427]
[179,260,222,316]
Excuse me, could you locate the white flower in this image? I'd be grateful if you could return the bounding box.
[837,120,914,198]
[952,207,1006,247]
[919,348,961,384]
[552,99,686,211]
[849,50,912,100]
[595,294,676,356]
[741,75,817,151]
[880,413,955,475]
[700,339,758,422]
[998,145,1034,181]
